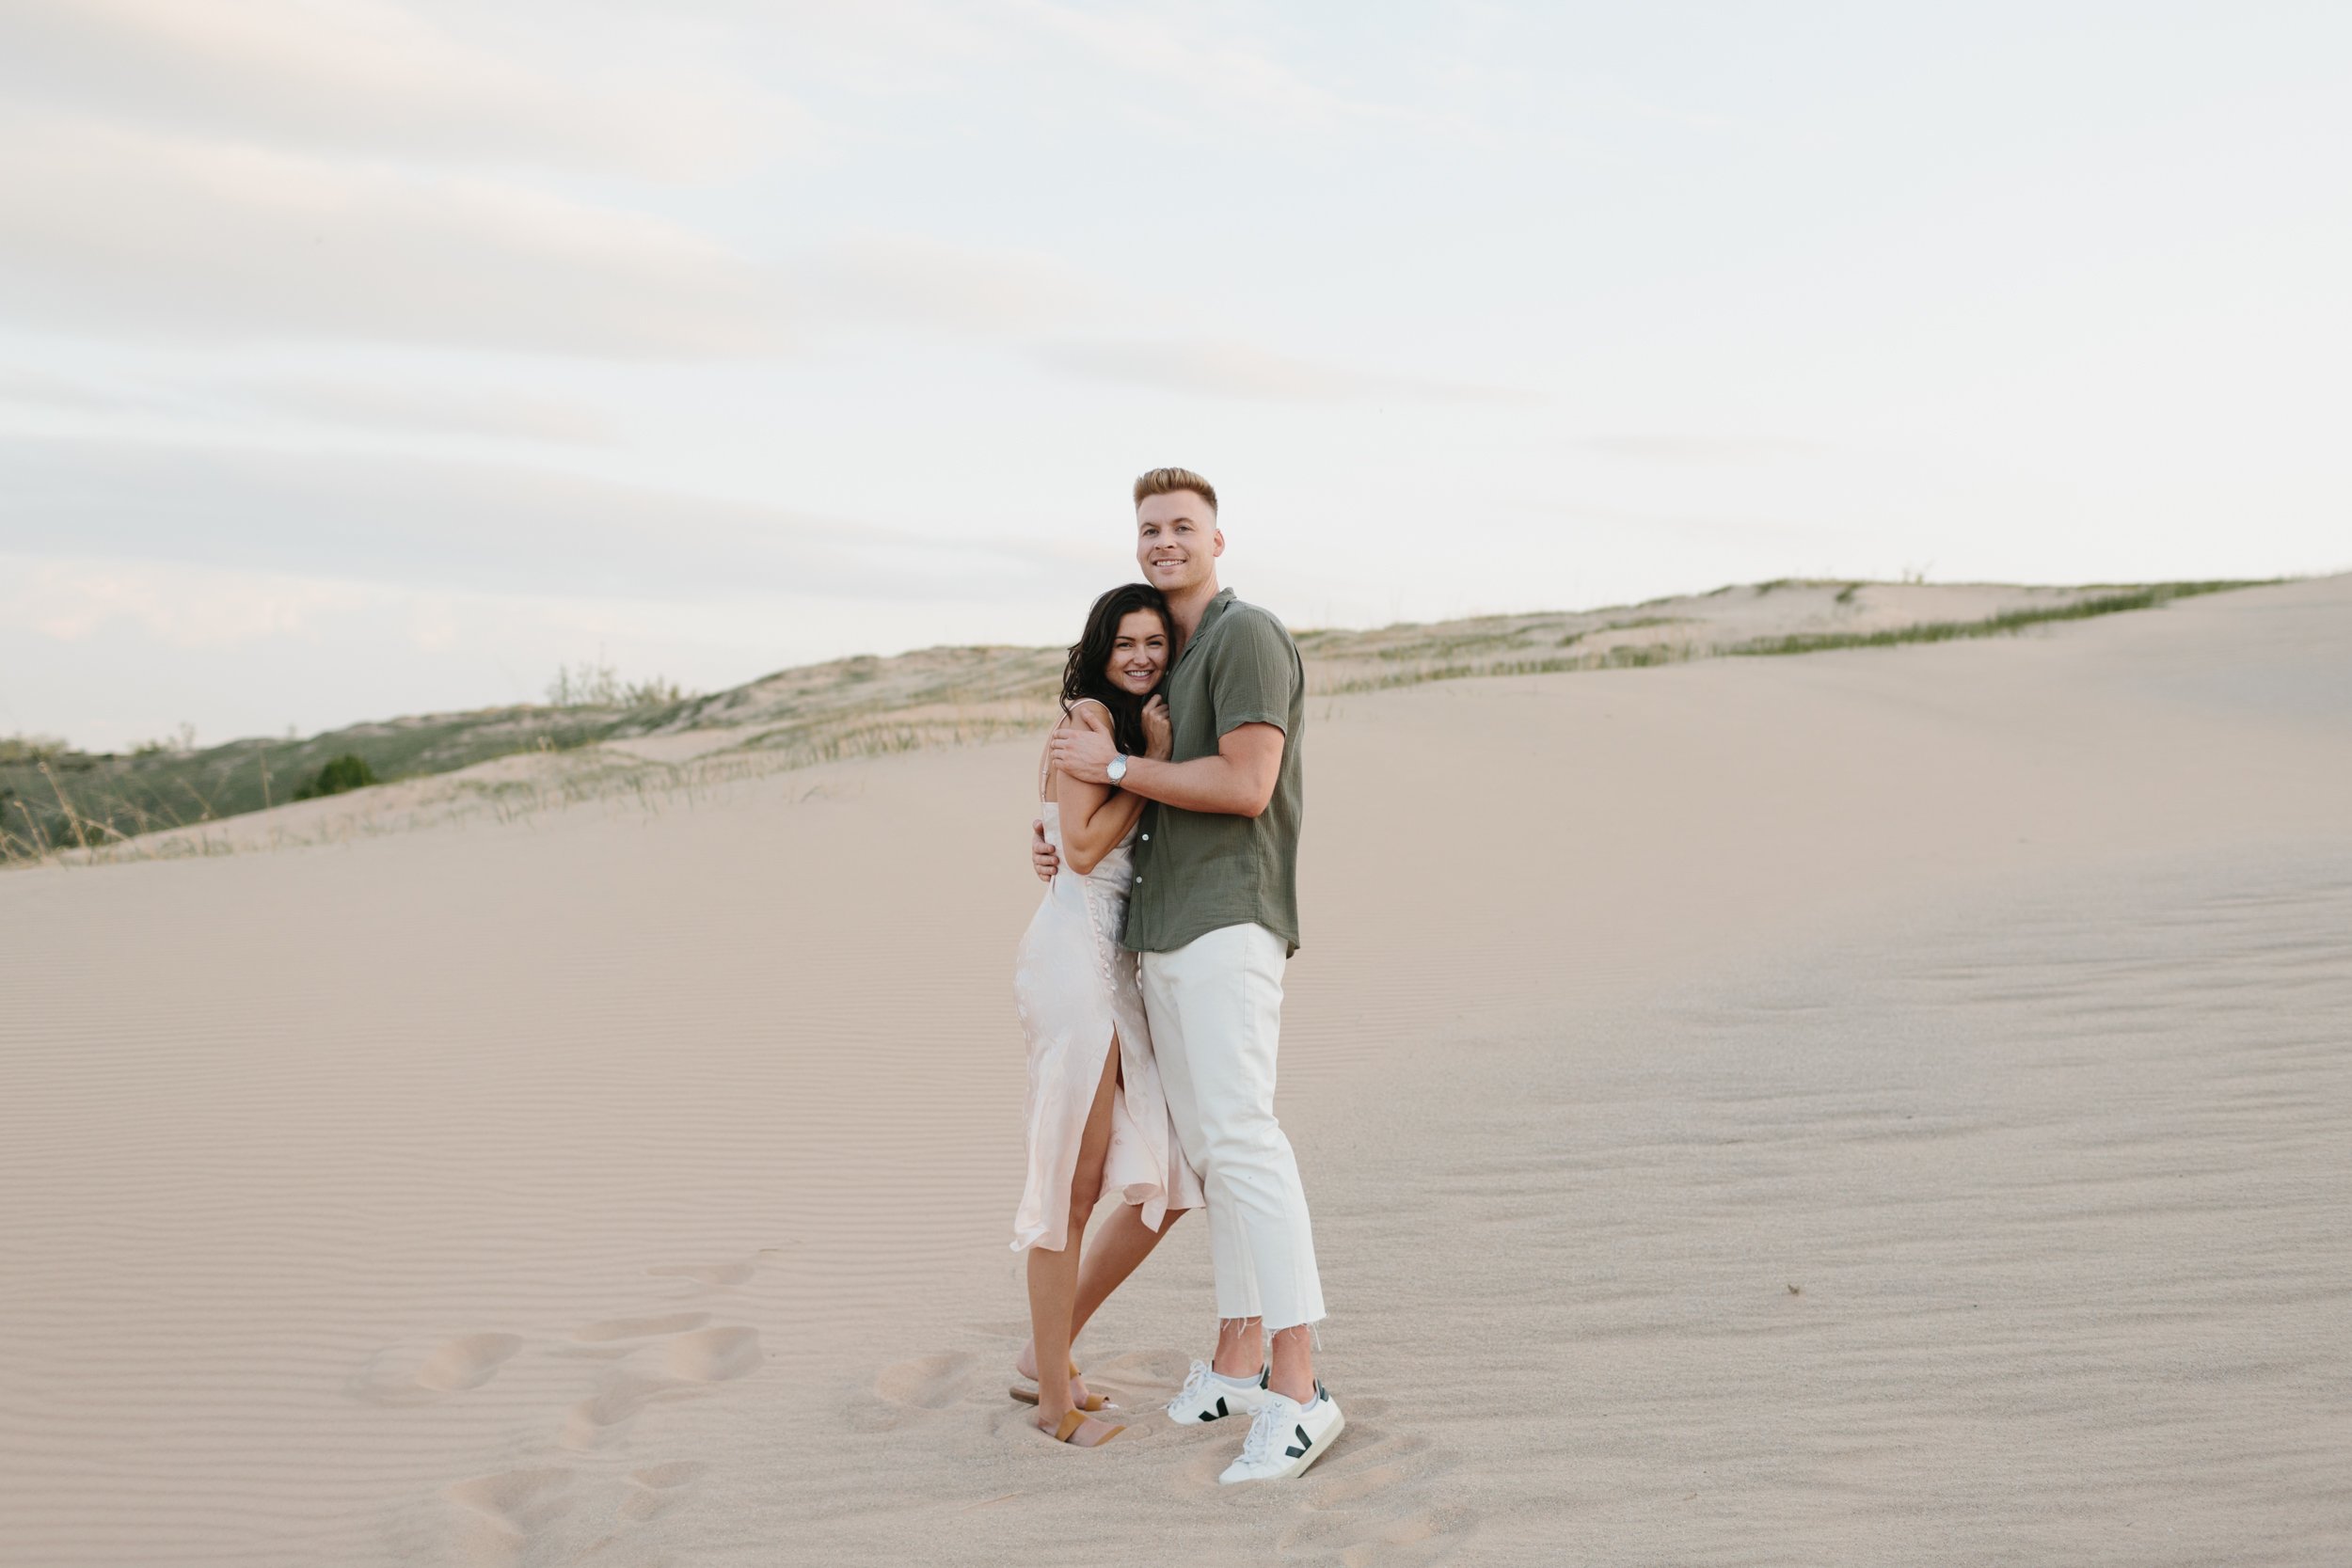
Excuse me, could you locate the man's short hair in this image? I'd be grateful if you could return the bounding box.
[1133,467,1218,515]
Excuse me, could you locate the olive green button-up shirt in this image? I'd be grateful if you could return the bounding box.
[1121,588,1306,957]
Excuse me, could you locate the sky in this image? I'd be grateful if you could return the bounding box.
[5,1,2347,752]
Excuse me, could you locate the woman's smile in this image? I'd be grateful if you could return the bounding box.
[1106,607,1168,694]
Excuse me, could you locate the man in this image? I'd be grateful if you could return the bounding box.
[1034,466,1341,1484]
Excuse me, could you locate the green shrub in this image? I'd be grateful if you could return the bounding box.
[295,753,380,800]
[0,734,69,765]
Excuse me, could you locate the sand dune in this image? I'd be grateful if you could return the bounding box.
[17,577,2235,865]
[3,577,2346,1565]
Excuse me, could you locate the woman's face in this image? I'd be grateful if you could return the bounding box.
[1105,609,1170,695]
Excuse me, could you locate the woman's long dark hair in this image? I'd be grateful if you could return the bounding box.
[1061,582,1171,759]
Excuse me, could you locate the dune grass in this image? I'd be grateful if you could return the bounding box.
[1311,579,2267,700]
[1322,639,1692,696]
[0,695,688,867]
[1727,581,2258,659]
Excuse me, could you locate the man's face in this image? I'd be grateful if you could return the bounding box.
[1135,491,1222,594]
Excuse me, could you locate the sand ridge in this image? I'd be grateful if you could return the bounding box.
[14,578,2240,865]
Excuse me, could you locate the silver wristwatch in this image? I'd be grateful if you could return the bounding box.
[1106,752,1129,785]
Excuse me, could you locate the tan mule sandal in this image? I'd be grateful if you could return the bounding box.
[1045,1408,1125,1448]
[1009,1358,1111,1411]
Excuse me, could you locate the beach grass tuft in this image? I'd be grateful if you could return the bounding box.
[1726,581,2256,659]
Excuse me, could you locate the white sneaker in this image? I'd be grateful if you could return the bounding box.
[1164,1359,1271,1425]
[1217,1385,1344,1484]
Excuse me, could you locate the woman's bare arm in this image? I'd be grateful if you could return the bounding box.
[1051,703,1151,875]
[1049,721,1283,819]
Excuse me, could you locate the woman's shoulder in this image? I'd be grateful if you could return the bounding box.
[1060,696,1115,726]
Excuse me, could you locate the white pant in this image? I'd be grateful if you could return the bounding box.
[1140,923,1327,1332]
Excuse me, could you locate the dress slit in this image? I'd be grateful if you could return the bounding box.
[1009,800,1202,1252]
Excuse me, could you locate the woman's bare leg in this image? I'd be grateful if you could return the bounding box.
[1018,1204,1186,1396]
[1025,1038,1120,1440]
[1068,1202,1184,1343]
[1017,1053,1190,1402]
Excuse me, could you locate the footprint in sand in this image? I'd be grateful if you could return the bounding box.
[1271,1399,1473,1566]
[1280,1502,1472,1568]
[445,1466,574,1566]
[416,1333,525,1391]
[348,1331,523,1403]
[568,1311,712,1344]
[964,1324,1184,1416]
[1303,1460,1413,1510]
[852,1351,977,1432]
[391,1299,760,1556]
[662,1324,764,1383]
[561,1370,679,1451]
[1076,1347,1187,1410]
[1153,1387,1470,1565]
[559,1323,766,1449]
[878,1350,977,1408]
[617,1459,708,1524]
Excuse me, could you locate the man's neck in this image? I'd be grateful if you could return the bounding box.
[1166,575,1222,649]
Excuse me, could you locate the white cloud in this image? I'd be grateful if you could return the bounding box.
[1,433,1094,603]
[1522,499,1867,552]
[0,0,789,177]
[0,116,1143,356]
[804,232,1106,335]
[1005,1,1458,143]
[0,367,174,418]
[1568,436,1821,465]
[0,117,797,355]
[1037,337,1539,404]
[0,365,612,445]
[229,377,615,444]
[11,556,367,648]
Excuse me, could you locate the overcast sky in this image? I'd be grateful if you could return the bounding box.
[6,1,2347,751]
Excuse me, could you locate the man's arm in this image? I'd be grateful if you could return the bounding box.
[1048,721,1283,818]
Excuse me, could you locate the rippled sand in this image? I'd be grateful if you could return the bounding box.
[4,577,2346,1565]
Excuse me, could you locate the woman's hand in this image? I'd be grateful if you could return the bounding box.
[1142,695,1173,760]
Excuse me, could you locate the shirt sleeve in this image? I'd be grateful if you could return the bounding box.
[1210,609,1301,737]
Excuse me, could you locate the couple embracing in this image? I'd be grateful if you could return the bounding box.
[1009,467,1343,1484]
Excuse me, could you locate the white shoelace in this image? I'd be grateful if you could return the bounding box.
[1168,1359,1216,1415]
[1236,1399,1292,1468]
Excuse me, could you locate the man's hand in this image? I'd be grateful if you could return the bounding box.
[1141,695,1173,760]
[1048,723,1119,784]
[1031,817,1060,881]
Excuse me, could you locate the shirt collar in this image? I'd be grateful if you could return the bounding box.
[1179,588,1237,667]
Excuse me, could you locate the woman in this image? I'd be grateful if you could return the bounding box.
[1009,582,1202,1448]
